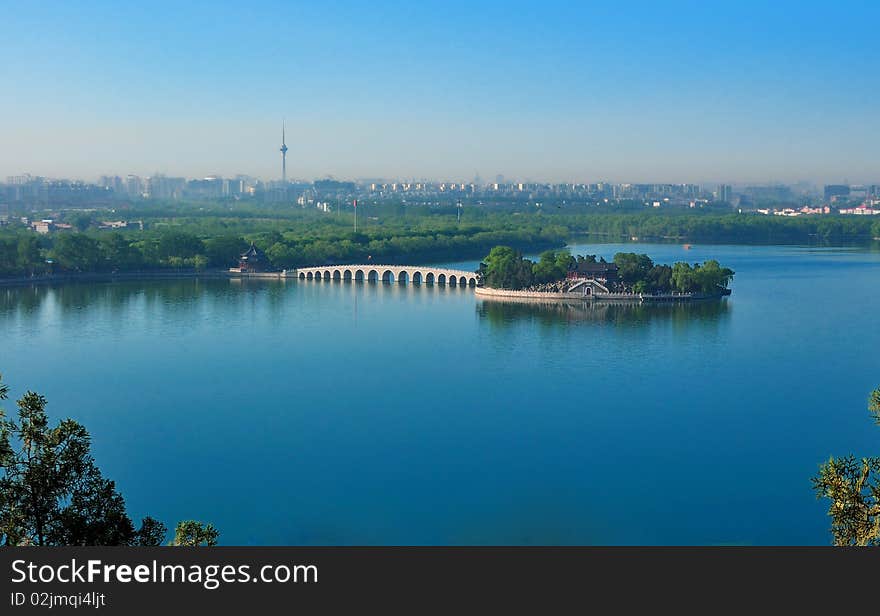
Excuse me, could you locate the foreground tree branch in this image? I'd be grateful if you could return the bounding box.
[813,387,880,546]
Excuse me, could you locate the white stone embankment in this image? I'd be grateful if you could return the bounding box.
[474,286,584,300]
[474,286,730,302]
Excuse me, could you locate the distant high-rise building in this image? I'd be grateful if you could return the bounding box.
[824,184,850,201]
[147,175,186,200]
[125,175,144,198]
[717,184,732,202]
[223,178,243,198]
[849,185,868,199]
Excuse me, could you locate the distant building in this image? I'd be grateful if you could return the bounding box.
[838,205,880,215]
[125,175,144,198]
[567,261,619,282]
[824,184,850,201]
[147,175,186,200]
[232,244,272,273]
[849,185,868,200]
[31,219,55,234]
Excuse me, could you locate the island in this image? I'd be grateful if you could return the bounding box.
[475,246,734,302]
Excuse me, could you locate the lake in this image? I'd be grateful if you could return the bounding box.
[2,241,879,545]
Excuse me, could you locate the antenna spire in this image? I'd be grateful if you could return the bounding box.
[280,120,289,183]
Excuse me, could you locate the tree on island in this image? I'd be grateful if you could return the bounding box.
[479,247,574,289]
[479,246,536,289]
[532,250,575,284]
[0,373,216,547]
[671,260,735,294]
[813,387,880,546]
[480,246,734,294]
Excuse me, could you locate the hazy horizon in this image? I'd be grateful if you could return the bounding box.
[2,1,878,185]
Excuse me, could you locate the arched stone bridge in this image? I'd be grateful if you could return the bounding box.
[293,265,479,287]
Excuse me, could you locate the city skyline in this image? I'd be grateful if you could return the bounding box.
[2,167,873,190]
[2,1,879,184]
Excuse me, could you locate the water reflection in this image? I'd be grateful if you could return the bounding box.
[0,279,296,326]
[476,297,731,328]
[0,278,474,328]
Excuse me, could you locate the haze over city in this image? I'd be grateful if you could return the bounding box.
[2,0,879,184]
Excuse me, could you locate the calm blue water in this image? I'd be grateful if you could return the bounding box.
[2,242,879,545]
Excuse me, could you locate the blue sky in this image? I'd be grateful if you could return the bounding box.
[1,0,878,183]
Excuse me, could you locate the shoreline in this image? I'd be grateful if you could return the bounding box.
[0,270,289,288]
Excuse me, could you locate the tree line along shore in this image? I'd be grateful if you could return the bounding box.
[1,206,878,280]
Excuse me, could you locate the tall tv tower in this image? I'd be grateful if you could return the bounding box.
[280,121,289,183]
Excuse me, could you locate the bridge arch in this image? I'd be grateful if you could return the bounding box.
[295,265,475,289]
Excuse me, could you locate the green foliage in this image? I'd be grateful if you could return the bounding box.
[532,250,574,284]
[69,213,94,232]
[16,235,42,276]
[157,231,204,261]
[613,253,654,284]
[101,233,142,270]
[555,210,878,243]
[645,264,672,291]
[813,386,880,546]
[479,246,536,289]
[671,262,696,292]
[0,209,566,277]
[0,372,180,547]
[671,260,735,293]
[134,516,170,546]
[205,235,248,268]
[172,520,219,547]
[610,253,733,294]
[53,234,102,271]
[3,203,871,280]
[693,260,735,293]
[480,246,734,294]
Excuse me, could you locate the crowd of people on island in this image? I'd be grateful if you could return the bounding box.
[521,280,574,293]
[520,279,688,295]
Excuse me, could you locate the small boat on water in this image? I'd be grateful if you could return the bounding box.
[683,244,692,250]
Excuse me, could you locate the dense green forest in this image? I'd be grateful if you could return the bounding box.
[0,208,566,277]
[1,203,878,278]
